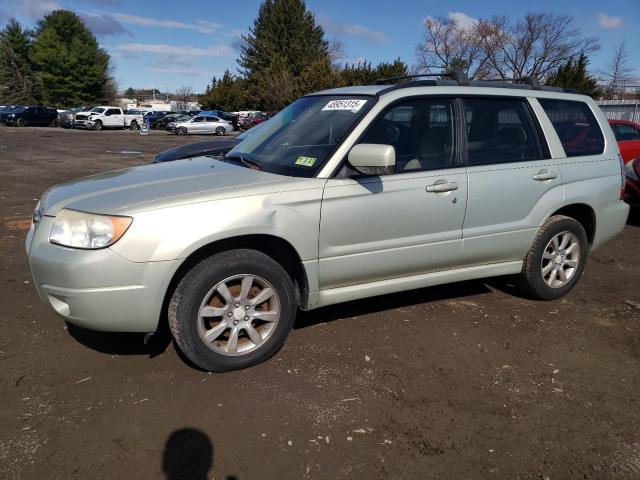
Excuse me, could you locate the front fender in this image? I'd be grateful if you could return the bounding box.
[109,189,324,264]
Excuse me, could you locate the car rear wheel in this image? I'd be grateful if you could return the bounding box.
[92,120,102,131]
[516,215,588,300]
[16,118,25,127]
[215,127,225,136]
[129,120,139,130]
[168,249,296,372]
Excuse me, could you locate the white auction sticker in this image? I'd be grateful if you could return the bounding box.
[321,99,367,112]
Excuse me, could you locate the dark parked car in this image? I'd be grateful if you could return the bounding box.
[58,106,92,128]
[239,111,268,130]
[144,111,172,129]
[0,105,21,123]
[2,106,58,126]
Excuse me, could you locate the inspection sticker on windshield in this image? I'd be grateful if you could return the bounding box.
[295,156,317,167]
[321,99,367,112]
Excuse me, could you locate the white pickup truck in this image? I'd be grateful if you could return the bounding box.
[73,106,144,131]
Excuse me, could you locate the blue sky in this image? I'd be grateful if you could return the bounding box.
[2,0,639,93]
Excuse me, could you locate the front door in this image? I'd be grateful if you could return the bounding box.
[319,97,467,290]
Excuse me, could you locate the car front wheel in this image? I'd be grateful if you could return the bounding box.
[92,120,102,131]
[215,127,225,136]
[516,215,589,300]
[168,249,296,372]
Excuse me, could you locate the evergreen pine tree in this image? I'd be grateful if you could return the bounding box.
[31,10,112,106]
[0,19,37,104]
[238,0,329,109]
[546,53,600,98]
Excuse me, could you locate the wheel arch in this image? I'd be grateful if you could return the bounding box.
[546,203,596,245]
[161,234,310,322]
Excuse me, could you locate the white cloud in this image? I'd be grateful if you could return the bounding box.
[597,11,622,29]
[318,14,387,43]
[447,12,477,31]
[110,12,223,34]
[117,43,235,57]
[145,66,214,77]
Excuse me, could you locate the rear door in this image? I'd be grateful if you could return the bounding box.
[461,96,562,265]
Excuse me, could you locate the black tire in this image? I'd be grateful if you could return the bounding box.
[168,249,296,372]
[16,118,25,127]
[516,215,589,300]
[129,120,139,130]
[93,120,102,131]
[50,118,59,127]
[177,127,187,135]
[215,127,225,136]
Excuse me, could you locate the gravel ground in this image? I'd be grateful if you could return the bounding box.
[1,126,639,480]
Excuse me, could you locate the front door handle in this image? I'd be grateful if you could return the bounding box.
[532,170,557,181]
[426,181,458,193]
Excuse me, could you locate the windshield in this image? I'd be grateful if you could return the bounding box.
[226,95,374,177]
[90,107,105,114]
[11,106,26,113]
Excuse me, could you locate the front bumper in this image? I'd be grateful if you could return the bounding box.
[73,119,93,129]
[26,216,180,333]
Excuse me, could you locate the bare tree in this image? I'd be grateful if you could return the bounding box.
[478,13,599,81]
[328,38,344,63]
[416,15,489,79]
[601,41,634,99]
[174,85,194,111]
[417,12,599,82]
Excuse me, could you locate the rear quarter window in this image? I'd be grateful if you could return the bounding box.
[539,99,605,157]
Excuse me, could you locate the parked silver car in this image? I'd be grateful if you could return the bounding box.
[26,78,629,371]
[174,115,233,136]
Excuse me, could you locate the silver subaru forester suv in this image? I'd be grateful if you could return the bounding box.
[26,77,629,371]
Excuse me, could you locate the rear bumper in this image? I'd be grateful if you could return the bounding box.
[591,200,630,250]
[26,216,180,333]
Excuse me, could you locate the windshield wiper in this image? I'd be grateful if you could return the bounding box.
[224,154,261,170]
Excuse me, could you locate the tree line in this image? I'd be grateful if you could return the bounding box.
[0,11,114,107]
[0,0,635,111]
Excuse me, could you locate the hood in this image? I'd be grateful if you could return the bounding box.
[41,156,289,216]
[154,139,239,163]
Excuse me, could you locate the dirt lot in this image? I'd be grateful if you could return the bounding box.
[1,126,639,480]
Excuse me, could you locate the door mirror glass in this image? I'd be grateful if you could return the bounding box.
[348,144,396,175]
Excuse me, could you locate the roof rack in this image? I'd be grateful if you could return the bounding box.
[375,71,574,95]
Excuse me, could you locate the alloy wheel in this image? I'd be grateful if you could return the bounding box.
[197,274,280,356]
[541,231,580,288]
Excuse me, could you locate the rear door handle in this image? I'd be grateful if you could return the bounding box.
[426,181,458,193]
[532,170,557,181]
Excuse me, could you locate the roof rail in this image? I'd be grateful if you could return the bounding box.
[375,70,579,95]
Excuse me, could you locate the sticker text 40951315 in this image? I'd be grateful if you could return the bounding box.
[321,99,367,112]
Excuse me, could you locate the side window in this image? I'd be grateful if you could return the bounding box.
[614,123,640,141]
[463,98,545,166]
[538,99,604,157]
[192,117,204,123]
[360,98,457,172]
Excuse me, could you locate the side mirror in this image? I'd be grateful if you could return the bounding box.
[348,144,396,176]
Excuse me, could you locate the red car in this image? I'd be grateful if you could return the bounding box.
[609,119,640,162]
[609,120,640,207]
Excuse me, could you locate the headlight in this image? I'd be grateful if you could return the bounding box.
[49,209,132,249]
